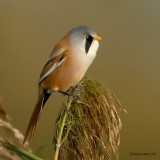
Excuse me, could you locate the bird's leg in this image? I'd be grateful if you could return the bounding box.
[58,90,70,96]
[58,86,76,96]
[58,85,79,101]
[70,85,83,102]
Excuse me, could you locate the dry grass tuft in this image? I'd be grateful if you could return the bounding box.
[54,78,126,160]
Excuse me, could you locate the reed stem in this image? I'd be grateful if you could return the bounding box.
[54,96,73,160]
[0,140,43,160]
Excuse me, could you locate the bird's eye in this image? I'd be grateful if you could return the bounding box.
[85,35,90,39]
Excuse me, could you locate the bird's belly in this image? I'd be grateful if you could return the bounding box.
[53,58,91,91]
[41,48,97,91]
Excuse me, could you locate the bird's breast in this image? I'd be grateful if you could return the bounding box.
[40,41,98,91]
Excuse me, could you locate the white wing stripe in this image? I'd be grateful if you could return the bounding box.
[46,48,66,65]
[38,57,66,83]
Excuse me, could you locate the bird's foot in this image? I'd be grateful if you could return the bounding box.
[59,85,83,102]
[58,86,77,96]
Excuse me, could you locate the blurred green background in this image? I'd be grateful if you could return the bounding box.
[0,0,160,159]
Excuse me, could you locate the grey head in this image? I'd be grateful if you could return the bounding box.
[69,26,100,54]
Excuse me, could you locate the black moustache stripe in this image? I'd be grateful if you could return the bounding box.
[85,35,93,54]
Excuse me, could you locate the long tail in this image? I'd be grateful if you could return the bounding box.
[23,89,51,144]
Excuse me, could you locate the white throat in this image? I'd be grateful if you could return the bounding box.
[68,40,99,87]
[73,40,99,68]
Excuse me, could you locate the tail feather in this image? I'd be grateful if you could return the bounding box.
[23,90,51,144]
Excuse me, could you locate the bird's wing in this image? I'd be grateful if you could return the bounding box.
[38,48,67,83]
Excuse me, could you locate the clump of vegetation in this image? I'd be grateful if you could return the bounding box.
[54,78,126,160]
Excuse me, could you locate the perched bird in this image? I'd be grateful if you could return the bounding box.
[23,26,101,144]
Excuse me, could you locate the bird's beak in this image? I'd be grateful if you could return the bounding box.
[93,35,102,41]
